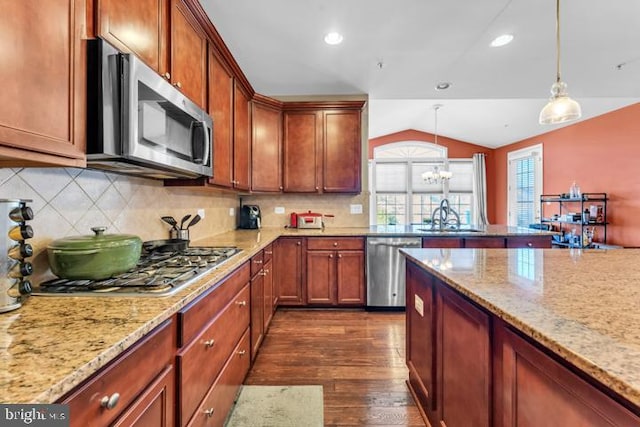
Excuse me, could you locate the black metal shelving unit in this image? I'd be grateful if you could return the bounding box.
[540,192,608,248]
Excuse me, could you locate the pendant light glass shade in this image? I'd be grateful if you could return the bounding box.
[539,0,581,125]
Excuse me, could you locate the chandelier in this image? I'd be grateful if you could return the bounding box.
[422,104,452,184]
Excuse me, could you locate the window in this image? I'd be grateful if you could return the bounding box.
[507,144,543,227]
[369,142,474,226]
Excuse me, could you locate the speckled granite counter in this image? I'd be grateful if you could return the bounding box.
[401,247,640,409]
[0,225,552,404]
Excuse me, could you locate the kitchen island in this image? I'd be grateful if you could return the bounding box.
[402,247,640,426]
[0,225,553,420]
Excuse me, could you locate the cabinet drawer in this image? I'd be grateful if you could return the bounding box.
[187,329,251,427]
[263,243,274,263]
[178,284,250,425]
[179,262,250,346]
[250,251,264,277]
[307,237,364,250]
[62,319,176,427]
[506,236,552,248]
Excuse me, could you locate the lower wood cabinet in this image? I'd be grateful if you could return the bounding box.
[250,251,265,360]
[306,237,365,306]
[60,319,176,427]
[274,237,305,305]
[406,260,640,427]
[423,235,551,248]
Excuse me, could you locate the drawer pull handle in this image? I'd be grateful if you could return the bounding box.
[100,393,120,410]
[254,260,263,264]
[204,408,215,417]
[237,350,246,356]
[204,339,215,348]
[265,251,273,255]
[527,242,533,247]
[235,300,247,307]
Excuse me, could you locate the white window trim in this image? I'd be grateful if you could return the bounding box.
[507,144,543,227]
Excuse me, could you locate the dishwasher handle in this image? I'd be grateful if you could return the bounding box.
[368,240,422,248]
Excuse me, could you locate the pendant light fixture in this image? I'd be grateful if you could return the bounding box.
[539,0,581,125]
[422,105,452,184]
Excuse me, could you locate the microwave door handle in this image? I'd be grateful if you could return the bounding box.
[191,121,209,165]
[201,122,210,166]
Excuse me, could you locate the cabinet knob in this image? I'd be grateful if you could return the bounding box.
[329,254,333,258]
[204,339,215,348]
[315,186,319,190]
[237,350,247,356]
[333,242,338,247]
[279,186,283,190]
[100,393,120,410]
[338,254,342,259]
[296,242,301,246]
[163,72,170,80]
[204,408,215,417]
[173,81,182,89]
[235,300,247,307]
[527,242,533,247]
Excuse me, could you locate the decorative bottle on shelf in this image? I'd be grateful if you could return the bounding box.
[569,181,581,199]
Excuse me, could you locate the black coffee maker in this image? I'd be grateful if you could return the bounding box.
[239,205,261,229]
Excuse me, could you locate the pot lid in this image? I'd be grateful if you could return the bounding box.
[48,227,142,251]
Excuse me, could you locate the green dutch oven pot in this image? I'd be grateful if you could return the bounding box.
[47,227,142,280]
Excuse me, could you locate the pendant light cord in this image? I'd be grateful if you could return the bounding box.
[434,105,440,145]
[556,0,561,83]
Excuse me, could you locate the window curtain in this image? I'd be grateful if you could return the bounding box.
[472,153,489,226]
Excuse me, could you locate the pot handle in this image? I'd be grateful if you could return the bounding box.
[51,249,101,255]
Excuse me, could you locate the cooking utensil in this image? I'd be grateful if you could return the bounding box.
[161,216,178,230]
[179,214,192,230]
[47,227,142,280]
[142,239,189,253]
[185,214,201,229]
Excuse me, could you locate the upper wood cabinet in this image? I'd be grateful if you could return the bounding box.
[169,0,207,108]
[96,0,168,75]
[251,96,283,192]
[96,0,207,109]
[208,45,234,188]
[283,102,364,194]
[233,82,251,191]
[0,0,86,167]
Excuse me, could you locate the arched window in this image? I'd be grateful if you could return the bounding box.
[369,141,473,226]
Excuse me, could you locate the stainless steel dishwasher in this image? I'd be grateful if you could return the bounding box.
[366,237,422,308]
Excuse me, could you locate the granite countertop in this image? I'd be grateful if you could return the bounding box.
[0,225,551,404]
[401,247,640,409]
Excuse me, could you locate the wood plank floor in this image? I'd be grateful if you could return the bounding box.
[244,309,426,426]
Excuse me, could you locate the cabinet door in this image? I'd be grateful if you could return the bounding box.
[306,251,335,305]
[97,0,168,75]
[274,238,305,305]
[422,237,463,248]
[495,323,640,427]
[113,365,175,427]
[437,283,491,427]
[323,110,361,193]
[208,46,234,188]
[233,82,251,191]
[263,258,274,331]
[406,263,436,416]
[169,0,207,108]
[283,111,321,193]
[250,273,264,360]
[251,103,282,192]
[0,0,86,165]
[464,236,505,248]
[336,250,365,305]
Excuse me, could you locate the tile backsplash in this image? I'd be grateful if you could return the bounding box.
[0,168,238,282]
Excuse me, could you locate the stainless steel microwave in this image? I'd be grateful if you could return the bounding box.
[86,39,213,180]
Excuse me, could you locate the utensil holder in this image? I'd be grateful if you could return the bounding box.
[170,229,189,241]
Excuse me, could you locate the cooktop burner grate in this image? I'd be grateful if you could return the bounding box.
[33,247,242,297]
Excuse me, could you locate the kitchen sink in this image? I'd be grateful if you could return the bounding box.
[415,228,482,233]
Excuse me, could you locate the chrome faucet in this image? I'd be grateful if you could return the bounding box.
[430,198,461,231]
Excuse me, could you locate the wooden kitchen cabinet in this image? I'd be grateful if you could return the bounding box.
[464,236,505,248]
[506,235,552,248]
[233,82,252,191]
[0,0,86,167]
[422,237,463,248]
[250,251,265,360]
[61,319,176,427]
[251,96,283,192]
[263,245,275,331]
[169,0,207,109]
[282,102,365,194]
[305,237,365,306]
[494,320,640,427]
[207,45,234,188]
[274,237,305,305]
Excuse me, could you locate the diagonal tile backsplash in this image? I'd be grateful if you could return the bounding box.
[1,167,239,283]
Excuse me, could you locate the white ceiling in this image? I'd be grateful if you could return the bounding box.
[199,0,640,148]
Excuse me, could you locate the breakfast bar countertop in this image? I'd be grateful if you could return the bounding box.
[0,225,552,404]
[401,247,640,410]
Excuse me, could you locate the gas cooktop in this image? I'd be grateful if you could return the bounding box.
[33,247,242,297]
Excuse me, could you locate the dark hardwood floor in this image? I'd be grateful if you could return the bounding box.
[244,309,426,426]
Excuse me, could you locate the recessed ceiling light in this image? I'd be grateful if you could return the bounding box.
[490,34,514,47]
[324,32,344,45]
[435,82,451,91]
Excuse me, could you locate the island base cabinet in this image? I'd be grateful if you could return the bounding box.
[494,322,640,427]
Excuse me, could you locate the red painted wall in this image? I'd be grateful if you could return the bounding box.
[493,103,640,247]
[369,129,496,223]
